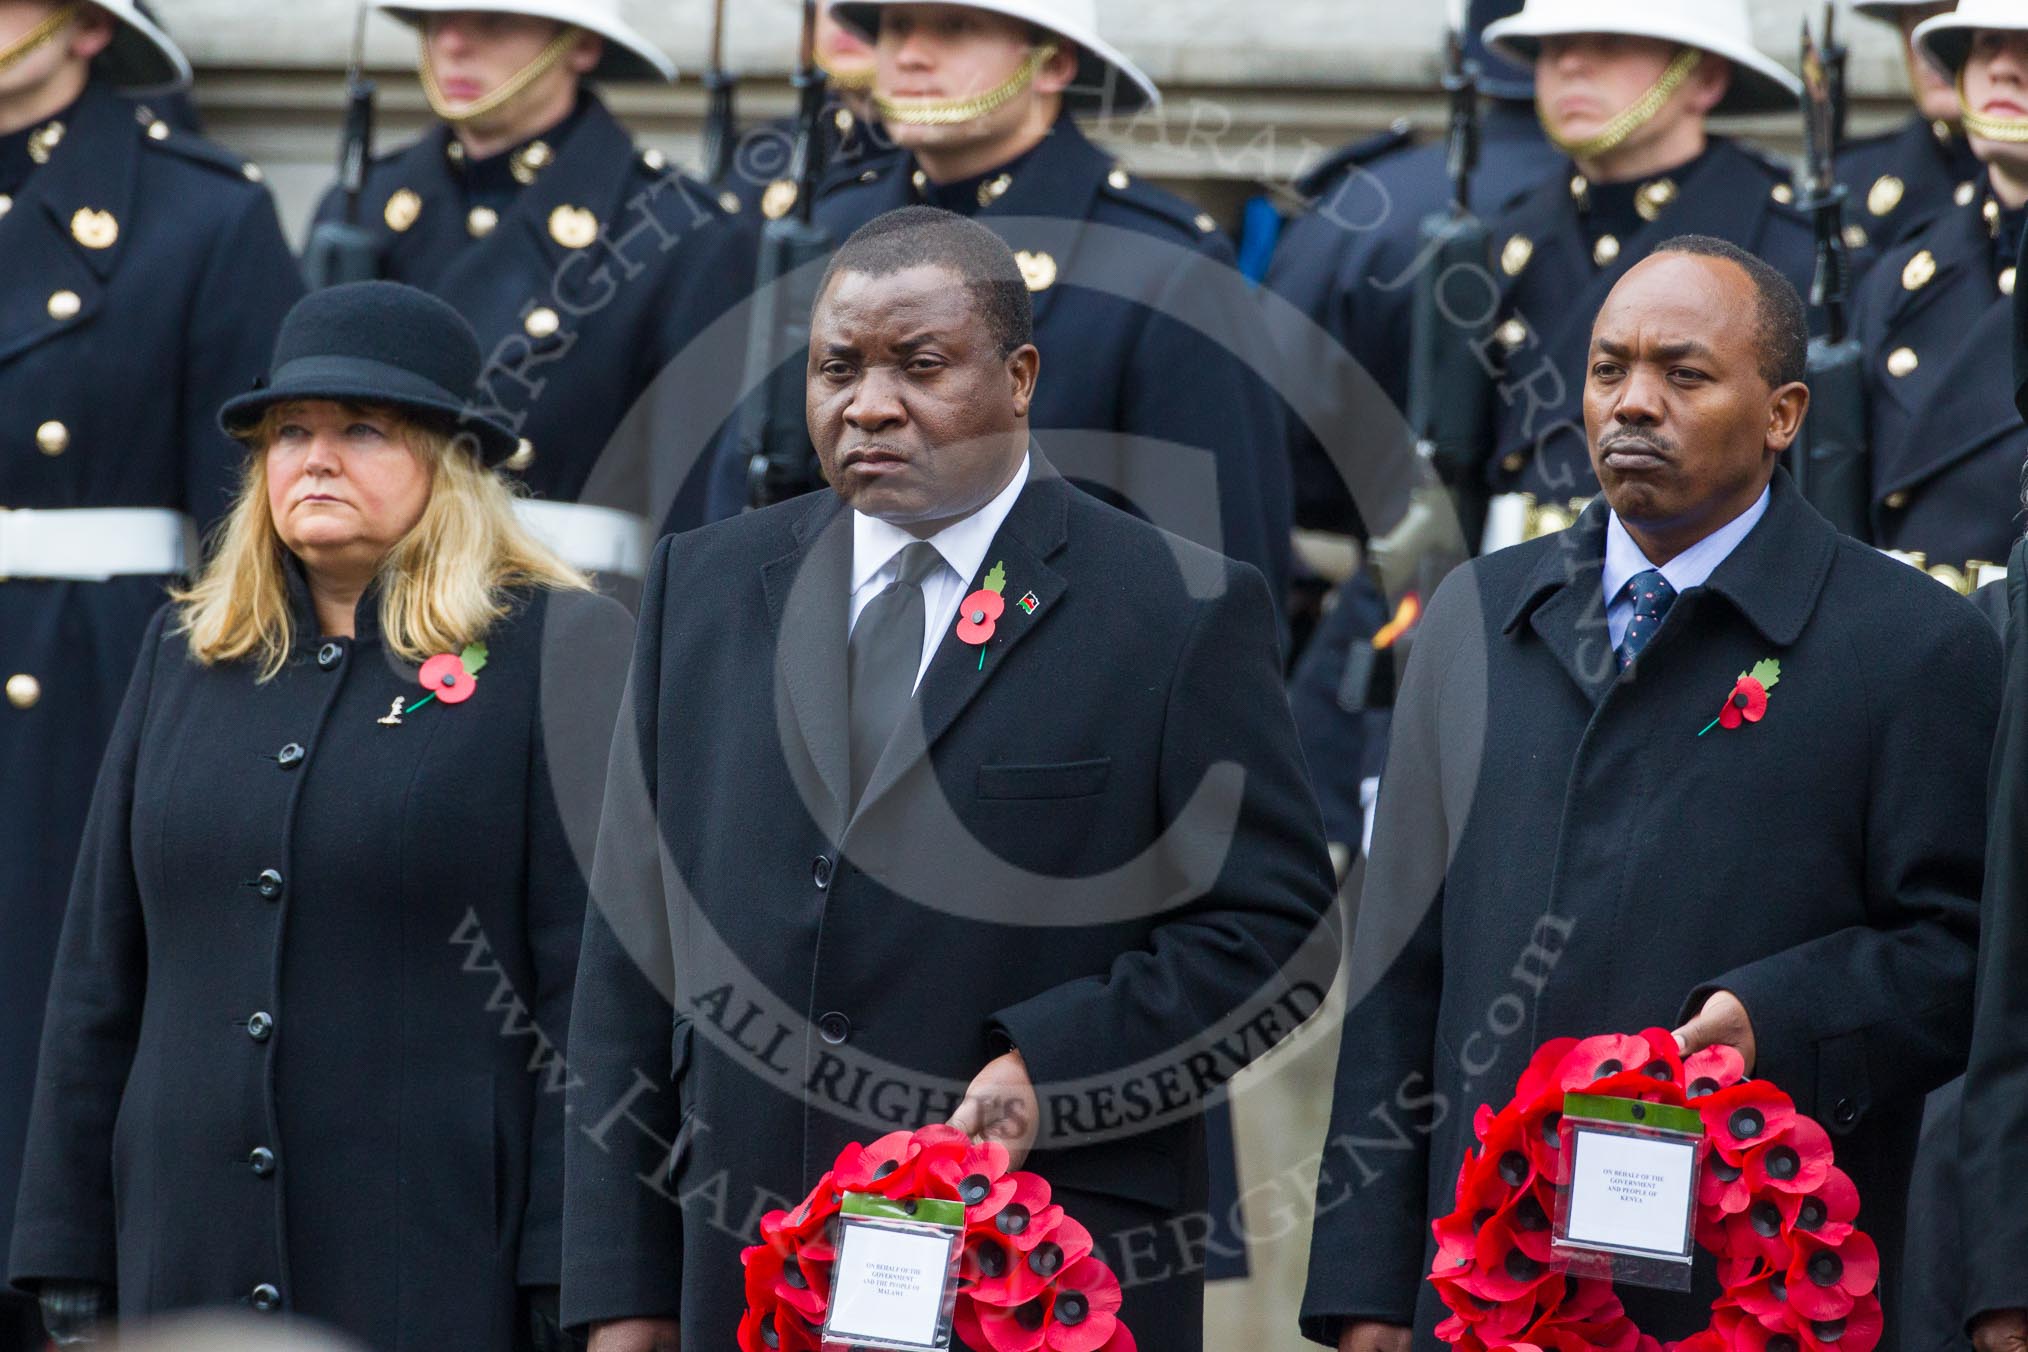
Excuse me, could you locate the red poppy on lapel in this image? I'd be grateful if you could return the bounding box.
[959,559,1011,649]
[1702,659,1781,735]
[419,644,485,704]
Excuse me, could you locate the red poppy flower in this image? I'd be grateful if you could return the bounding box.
[1433,1152,1522,1276]
[1783,1229,1880,1322]
[970,1216,1093,1308]
[833,1129,928,1197]
[1744,1115,1833,1196]
[1713,1197,1797,1269]
[1455,1200,1559,1304]
[1717,676,1770,730]
[1515,1037,1581,1105]
[926,1137,1018,1218]
[955,1294,1050,1352]
[1432,1277,1552,1342]
[743,1241,829,1322]
[1777,1167,1861,1242]
[1683,1045,1749,1099]
[738,1245,825,1352]
[957,588,1006,645]
[1552,1034,1661,1091]
[419,651,478,703]
[1698,1082,1798,1159]
[1797,1291,1882,1352]
[1042,1254,1123,1352]
[1713,1303,1808,1352]
[981,1172,1064,1254]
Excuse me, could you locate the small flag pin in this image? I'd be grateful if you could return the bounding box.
[1017,591,1040,615]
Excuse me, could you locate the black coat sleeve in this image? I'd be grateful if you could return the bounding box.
[517,592,635,1287]
[560,539,686,1329]
[988,561,1337,1106]
[1690,591,1998,1122]
[1300,567,1478,1342]
[1960,537,2028,1321]
[7,609,169,1294]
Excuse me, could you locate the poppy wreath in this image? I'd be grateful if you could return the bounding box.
[740,1124,1137,1352]
[1429,1029,1881,1352]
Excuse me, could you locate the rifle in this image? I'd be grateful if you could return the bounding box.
[1791,12,1871,537]
[741,1,837,508]
[1822,1,1850,158]
[700,0,738,186]
[303,0,381,289]
[1379,7,1485,581]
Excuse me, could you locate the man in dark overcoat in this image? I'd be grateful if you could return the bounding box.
[560,206,1338,1352]
[0,6,302,1345]
[1300,238,2000,1352]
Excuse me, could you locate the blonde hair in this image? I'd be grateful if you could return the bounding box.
[175,403,592,680]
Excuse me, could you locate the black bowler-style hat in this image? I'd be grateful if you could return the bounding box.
[220,281,521,465]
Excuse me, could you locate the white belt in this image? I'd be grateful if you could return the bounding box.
[0,508,194,581]
[513,499,652,580]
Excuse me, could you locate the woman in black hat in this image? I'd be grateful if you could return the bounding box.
[7,282,634,1352]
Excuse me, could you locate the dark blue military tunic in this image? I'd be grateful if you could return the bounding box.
[1838,113,1982,263]
[311,92,758,534]
[1851,176,2028,575]
[793,114,1293,600]
[1265,102,1563,533]
[1484,137,1817,500]
[713,102,882,220]
[0,79,302,1271]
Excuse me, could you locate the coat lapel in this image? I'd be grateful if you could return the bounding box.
[1503,501,1621,707]
[0,83,136,368]
[762,494,854,838]
[851,467,1073,824]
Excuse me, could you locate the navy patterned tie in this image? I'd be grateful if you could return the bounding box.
[1616,569,1677,670]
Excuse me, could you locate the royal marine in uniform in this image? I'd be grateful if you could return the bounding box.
[1839,1,1982,260]
[1475,0,1813,530]
[0,3,302,1341]
[1850,5,2028,588]
[310,0,758,569]
[1264,0,1560,536]
[797,0,1294,601]
[717,7,884,221]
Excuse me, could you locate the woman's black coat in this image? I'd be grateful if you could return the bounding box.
[8,573,631,1350]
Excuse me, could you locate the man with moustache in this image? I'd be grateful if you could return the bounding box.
[1842,2,1983,258]
[1473,0,1815,547]
[310,0,756,562]
[0,4,302,1346]
[561,206,1336,1352]
[1301,238,1998,1352]
[795,0,1293,604]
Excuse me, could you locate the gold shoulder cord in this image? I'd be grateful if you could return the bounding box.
[1543,47,1704,161]
[876,42,1059,127]
[1959,66,2028,144]
[0,3,83,79]
[418,26,584,124]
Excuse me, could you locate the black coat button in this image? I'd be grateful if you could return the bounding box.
[255,869,284,901]
[276,742,305,768]
[316,642,343,670]
[818,1011,851,1045]
[812,855,833,889]
[246,1011,273,1042]
[1833,1097,1858,1126]
[249,1283,281,1313]
[249,1146,276,1177]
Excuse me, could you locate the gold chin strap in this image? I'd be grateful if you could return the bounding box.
[0,2,83,79]
[817,54,876,94]
[876,41,1059,128]
[1543,46,1705,161]
[418,25,583,125]
[1959,65,2028,144]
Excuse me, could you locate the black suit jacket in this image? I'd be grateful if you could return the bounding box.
[561,462,1338,1349]
[1300,471,1998,1347]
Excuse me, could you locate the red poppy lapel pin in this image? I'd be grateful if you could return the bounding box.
[957,560,1009,670]
[1698,658,1779,737]
[378,642,488,726]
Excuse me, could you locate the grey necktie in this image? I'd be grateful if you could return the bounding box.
[848,541,944,806]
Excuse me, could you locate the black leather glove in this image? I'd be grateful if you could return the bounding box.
[38,1282,105,1347]
[522,1284,583,1352]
